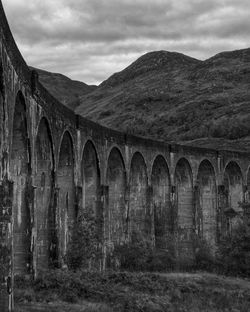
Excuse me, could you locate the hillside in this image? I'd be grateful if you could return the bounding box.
[73,48,250,151]
[30,67,97,109]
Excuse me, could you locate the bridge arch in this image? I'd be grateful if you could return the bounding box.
[57,130,75,263]
[106,144,126,179]
[223,161,243,213]
[174,157,194,262]
[106,147,127,246]
[151,155,171,249]
[81,140,101,216]
[10,90,32,274]
[197,159,217,248]
[129,151,149,241]
[35,116,55,270]
[56,128,76,168]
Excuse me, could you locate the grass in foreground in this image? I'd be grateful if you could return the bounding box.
[15,270,250,312]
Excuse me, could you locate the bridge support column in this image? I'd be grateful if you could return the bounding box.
[170,185,178,264]
[193,184,202,238]
[217,185,228,240]
[48,183,59,269]
[243,202,250,227]
[98,185,108,270]
[124,185,130,242]
[243,185,248,203]
[0,178,13,312]
[75,186,83,219]
[25,181,35,276]
[146,185,154,245]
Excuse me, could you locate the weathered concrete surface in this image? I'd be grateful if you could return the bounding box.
[57,131,75,266]
[129,152,150,241]
[1,1,250,310]
[106,147,126,247]
[151,155,171,249]
[174,158,194,264]
[197,160,217,248]
[34,117,55,272]
[0,179,13,311]
[10,91,31,275]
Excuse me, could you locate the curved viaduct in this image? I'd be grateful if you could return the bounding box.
[0,1,250,310]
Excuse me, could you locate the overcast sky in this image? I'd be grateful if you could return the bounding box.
[2,0,250,85]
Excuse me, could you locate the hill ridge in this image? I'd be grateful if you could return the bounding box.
[33,47,250,151]
[30,66,97,109]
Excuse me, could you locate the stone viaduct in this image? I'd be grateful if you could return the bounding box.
[0,1,250,310]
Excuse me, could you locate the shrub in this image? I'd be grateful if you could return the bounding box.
[147,248,175,272]
[193,237,215,271]
[0,244,11,278]
[113,231,175,272]
[65,212,102,271]
[216,222,250,277]
[113,231,151,271]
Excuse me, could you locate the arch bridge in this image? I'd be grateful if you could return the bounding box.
[0,1,250,310]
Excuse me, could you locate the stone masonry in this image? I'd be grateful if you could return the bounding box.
[0,1,250,310]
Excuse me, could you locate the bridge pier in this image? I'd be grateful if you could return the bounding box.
[101,185,109,270]
[193,184,202,238]
[0,178,13,312]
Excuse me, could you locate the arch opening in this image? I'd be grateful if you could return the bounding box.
[106,148,126,246]
[57,131,75,263]
[197,160,217,248]
[81,141,100,216]
[151,156,171,249]
[129,152,149,241]
[35,117,55,270]
[10,91,32,275]
[223,161,243,233]
[224,162,243,212]
[174,158,193,262]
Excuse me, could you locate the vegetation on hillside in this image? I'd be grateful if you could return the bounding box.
[72,48,250,151]
[30,67,96,109]
[34,48,250,151]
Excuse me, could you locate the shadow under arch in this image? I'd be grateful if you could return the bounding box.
[81,140,101,216]
[10,90,32,275]
[129,152,149,241]
[222,161,243,235]
[57,130,75,265]
[151,155,171,249]
[106,147,127,246]
[223,161,243,212]
[174,157,194,263]
[35,116,56,271]
[197,159,217,248]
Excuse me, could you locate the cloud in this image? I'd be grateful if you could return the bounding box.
[2,0,250,84]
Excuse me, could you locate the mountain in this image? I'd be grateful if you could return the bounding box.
[30,67,97,109]
[73,48,250,151]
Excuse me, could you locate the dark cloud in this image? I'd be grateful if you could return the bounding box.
[2,0,250,84]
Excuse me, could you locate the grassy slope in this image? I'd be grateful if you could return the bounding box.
[74,48,250,151]
[15,270,250,312]
[30,67,97,109]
